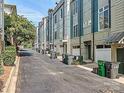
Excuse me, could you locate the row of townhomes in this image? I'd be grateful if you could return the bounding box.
[37,0,124,67]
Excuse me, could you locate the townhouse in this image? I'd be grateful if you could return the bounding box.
[70,0,124,73]
[48,9,54,50]
[38,17,49,53]
[52,0,71,55]
[70,0,124,63]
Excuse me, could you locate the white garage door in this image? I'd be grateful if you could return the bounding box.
[72,49,80,56]
[95,48,111,62]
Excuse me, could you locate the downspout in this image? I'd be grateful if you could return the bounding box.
[53,15,55,51]
[92,0,95,62]
[63,2,65,55]
[78,0,83,64]
[70,1,73,55]
[91,0,98,62]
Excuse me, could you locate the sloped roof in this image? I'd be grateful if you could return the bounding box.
[106,32,124,44]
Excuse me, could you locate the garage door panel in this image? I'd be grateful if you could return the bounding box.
[95,48,111,62]
[72,49,80,56]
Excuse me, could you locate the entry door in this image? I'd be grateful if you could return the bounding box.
[88,45,91,59]
[117,48,124,74]
[117,48,124,62]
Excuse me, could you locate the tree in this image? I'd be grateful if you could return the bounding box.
[4,13,36,47]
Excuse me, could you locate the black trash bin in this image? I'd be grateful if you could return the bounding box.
[64,54,68,64]
[51,51,57,59]
[105,62,112,78]
[105,62,119,79]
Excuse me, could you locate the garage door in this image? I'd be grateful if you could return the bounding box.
[95,48,111,62]
[72,49,80,56]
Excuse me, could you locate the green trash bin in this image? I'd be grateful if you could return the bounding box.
[79,56,83,64]
[63,54,68,65]
[98,60,105,77]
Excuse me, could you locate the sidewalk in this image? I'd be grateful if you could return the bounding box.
[77,64,124,84]
[2,57,20,93]
[56,56,124,85]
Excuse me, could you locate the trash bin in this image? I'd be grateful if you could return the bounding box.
[105,62,119,79]
[98,60,105,77]
[63,54,68,65]
[105,62,112,78]
[78,56,83,64]
[68,55,74,65]
[111,62,119,79]
[51,52,56,59]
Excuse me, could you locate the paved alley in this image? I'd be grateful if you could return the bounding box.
[16,50,124,93]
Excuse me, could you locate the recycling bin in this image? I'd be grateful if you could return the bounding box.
[111,62,119,79]
[68,55,74,65]
[98,60,105,77]
[62,54,73,65]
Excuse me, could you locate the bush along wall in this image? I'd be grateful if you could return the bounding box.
[0,55,4,75]
[2,46,16,66]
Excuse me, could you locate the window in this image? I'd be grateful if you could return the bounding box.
[99,12,104,29]
[96,45,103,49]
[76,25,78,37]
[73,25,78,37]
[105,45,111,48]
[61,9,63,18]
[73,2,76,15]
[73,0,78,15]
[73,45,80,49]
[96,45,111,49]
[99,1,110,30]
[75,0,78,13]
[104,10,109,28]
[55,31,57,39]
[55,15,57,23]
[73,26,76,37]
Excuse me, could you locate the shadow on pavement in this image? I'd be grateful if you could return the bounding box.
[18,50,33,57]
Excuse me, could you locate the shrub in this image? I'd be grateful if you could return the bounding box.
[0,65,4,75]
[2,46,16,66]
[71,60,80,65]
[0,56,4,75]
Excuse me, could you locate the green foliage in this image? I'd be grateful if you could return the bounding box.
[0,65,4,75]
[2,46,16,66]
[71,60,80,65]
[4,13,36,46]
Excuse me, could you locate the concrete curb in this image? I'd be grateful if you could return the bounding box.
[2,56,20,93]
[76,65,93,72]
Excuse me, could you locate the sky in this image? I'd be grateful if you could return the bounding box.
[5,0,60,26]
